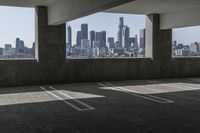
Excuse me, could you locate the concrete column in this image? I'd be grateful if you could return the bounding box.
[145,14,172,60]
[35,6,66,64]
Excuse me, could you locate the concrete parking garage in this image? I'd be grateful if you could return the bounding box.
[1,78,200,133]
[1,0,200,132]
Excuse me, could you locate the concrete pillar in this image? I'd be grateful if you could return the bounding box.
[35,6,66,64]
[145,14,172,60]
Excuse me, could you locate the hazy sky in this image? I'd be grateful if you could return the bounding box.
[172,26,200,45]
[0,6,35,48]
[0,6,200,48]
[67,13,145,45]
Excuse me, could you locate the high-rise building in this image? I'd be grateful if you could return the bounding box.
[101,31,106,48]
[95,31,106,48]
[16,38,25,50]
[133,35,139,49]
[0,48,3,55]
[67,25,72,47]
[117,17,124,48]
[140,29,145,49]
[89,31,95,47]
[81,24,88,39]
[76,31,82,47]
[4,44,12,51]
[81,39,90,49]
[108,37,115,49]
[122,26,130,48]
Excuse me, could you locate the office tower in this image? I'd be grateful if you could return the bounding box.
[0,48,3,55]
[93,41,100,48]
[4,44,12,51]
[81,39,90,49]
[89,31,95,47]
[95,31,106,48]
[117,17,124,48]
[81,24,88,39]
[122,26,130,48]
[76,31,82,47]
[16,38,21,49]
[108,37,115,49]
[133,35,139,49]
[67,25,72,47]
[101,31,106,48]
[16,38,25,49]
[140,29,145,49]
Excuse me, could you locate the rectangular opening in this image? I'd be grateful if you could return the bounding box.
[172,25,200,58]
[0,6,35,60]
[66,13,146,59]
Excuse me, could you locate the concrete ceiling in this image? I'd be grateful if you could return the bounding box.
[105,0,200,14]
[0,0,57,7]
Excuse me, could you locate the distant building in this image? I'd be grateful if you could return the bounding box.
[4,44,12,51]
[93,41,100,48]
[140,29,145,49]
[89,31,95,47]
[67,25,72,47]
[117,17,124,48]
[133,35,139,49]
[81,24,88,39]
[122,26,130,48]
[95,31,106,48]
[81,39,90,49]
[76,31,82,47]
[0,48,3,55]
[108,37,115,49]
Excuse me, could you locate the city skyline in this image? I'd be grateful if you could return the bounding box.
[0,6,35,48]
[67,13,145,45]
[66,17,145,58]
[1,6,200,50]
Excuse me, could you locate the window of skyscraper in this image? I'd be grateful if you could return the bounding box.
[0,6,35,59]
[172,26,200,58]
[66,13,145,59]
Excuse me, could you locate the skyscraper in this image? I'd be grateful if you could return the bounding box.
[133,35,139,49]
[67,25,72,47]
[140,29,145,49]
[76,31,82,47]
[117,17,124,48]
[89,31,95,47]
[95,31,106,48]
[81,24,88,39]
[108,37,115,49]
[122,26,130,48]
[101,31,106,48]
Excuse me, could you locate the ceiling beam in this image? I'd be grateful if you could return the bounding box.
[48,0,134,25]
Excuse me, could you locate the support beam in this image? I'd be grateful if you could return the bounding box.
[160,7,200,29]
[35,6,66,64]
[48,0,134,25]
[146,14,172,60]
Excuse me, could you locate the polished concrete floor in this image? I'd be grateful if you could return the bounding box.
[1,78,200,133]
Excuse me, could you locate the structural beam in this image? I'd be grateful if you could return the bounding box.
[160,7,200,29]
[48,0,134,25]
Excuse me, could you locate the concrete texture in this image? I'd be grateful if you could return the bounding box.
[1,78,200,132]
[0,8,200,87]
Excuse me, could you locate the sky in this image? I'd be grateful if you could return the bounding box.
[67,13,145,45]
[0,6,200,48]
[172,26,200,45]
[0,6,35,48]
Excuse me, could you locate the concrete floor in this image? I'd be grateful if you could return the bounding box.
[1,78,200,133]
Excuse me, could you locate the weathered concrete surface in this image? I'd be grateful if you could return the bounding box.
[1,79,200,132]
[0,9,200,87]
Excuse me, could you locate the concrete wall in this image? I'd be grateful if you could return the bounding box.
[0,7,200,87]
